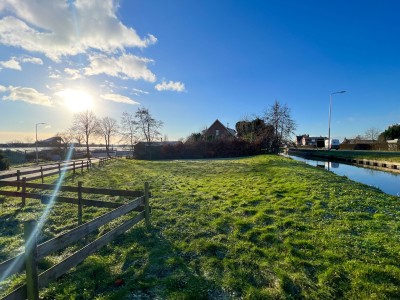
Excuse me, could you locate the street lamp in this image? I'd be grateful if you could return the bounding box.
[328,91,346,150]
[36,122,46,163]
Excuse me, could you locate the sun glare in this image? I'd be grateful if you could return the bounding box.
[58,89,94,112]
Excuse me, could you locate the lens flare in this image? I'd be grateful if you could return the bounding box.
[0,144,75,283]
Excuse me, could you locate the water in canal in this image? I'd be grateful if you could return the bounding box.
[288,155,400,196]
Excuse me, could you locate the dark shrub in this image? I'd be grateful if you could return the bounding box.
[0,151,10,170]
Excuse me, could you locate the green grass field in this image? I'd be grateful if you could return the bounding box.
[1,155,400,299]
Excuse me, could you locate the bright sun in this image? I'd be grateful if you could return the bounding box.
[57,89,94,112]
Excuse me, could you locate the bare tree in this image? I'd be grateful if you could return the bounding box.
[75,132,84,146]
[364,127,381,142]
[98,117,119,157]
[121,112,139,154]
[264,100,296,152]
[57,129,75,153]
[72,110,99,158]
[135,107,163,143]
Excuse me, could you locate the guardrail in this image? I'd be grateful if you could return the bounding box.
[0,182,151,300]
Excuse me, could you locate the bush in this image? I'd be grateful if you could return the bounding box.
[0,151,10,170]
[135,140,264,160]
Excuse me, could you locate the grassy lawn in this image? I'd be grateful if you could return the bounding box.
[1,155,400,299]
[306,150,400,163]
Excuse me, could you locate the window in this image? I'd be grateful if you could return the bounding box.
[216,130,219,136]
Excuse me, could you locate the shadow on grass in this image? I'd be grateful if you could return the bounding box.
[114,225,214,299]
[41,224,215,300]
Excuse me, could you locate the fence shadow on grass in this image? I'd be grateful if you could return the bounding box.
[112,225,214,299]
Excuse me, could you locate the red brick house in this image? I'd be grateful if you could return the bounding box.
[202,119,236,140]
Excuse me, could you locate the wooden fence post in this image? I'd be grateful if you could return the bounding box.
[17,169,21,190]
[24,220,39,300]
[22,177,27,207]
[40,166,44,184]
[86,160,89,171]
[73,161,76,175]
[81,160,84,174]
[58,163,61,177]
[78,181,83,225]
[144,182,150,228]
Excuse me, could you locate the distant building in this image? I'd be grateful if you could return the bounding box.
[202,119,236,140]
[387,139,400,151]
[38,136,62,147]
[342,138,375,144]
[295,134,326,147]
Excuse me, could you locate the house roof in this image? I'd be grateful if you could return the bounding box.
[206,119,236,136]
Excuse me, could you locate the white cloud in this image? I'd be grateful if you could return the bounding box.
[48,67,61,79]
[100,93,139,105]
[0,0,157,61]
[132,88,149,95]
[0,85,7,92]
[155,80,185,92]
[2,85,53,106]
[21,56,43,65]
[85,53,156,82]
[0,58,21,70]
[64,68,82,80]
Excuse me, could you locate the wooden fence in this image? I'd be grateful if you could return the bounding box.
[0,157,113,184]
[0,182,151,300]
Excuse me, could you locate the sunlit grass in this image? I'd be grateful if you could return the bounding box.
[1,155,400,299]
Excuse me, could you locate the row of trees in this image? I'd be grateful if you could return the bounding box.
[60,107,163,158]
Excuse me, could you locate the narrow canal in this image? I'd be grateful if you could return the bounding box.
[287,155,400,196]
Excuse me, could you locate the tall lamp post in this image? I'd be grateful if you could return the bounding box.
[36,122,46,163]
[328,91,346,150]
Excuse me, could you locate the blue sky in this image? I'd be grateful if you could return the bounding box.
[1,0,400,143]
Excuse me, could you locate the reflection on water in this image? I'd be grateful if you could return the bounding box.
[288,155,400,196]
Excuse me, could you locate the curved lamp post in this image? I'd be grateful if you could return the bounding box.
[328,91,346,150]
[35,122,46,163]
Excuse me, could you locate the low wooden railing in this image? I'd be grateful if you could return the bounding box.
[0,157,113,183]
[0,182,151,300]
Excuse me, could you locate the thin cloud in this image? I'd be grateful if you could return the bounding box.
[155,80,185,92]
[0,58,21,70]
[132,88,149,95]
[0,0,157,61]
[64,68,82,80]
[85,53,156,82]
[100,93,140,105]
[2,85,53,106]
[21,56,43,65]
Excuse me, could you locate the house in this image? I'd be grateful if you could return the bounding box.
[38,136,63,147]
[387,139,400,151]
[295,134,325,147]
[295,134,309,146]
[202,120,236,140]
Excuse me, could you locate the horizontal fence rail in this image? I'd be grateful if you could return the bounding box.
[0,157,114,182]
[0,182,151,300]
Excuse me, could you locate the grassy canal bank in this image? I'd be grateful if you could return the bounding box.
[289,149,400,164]
[1,155,400,299]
